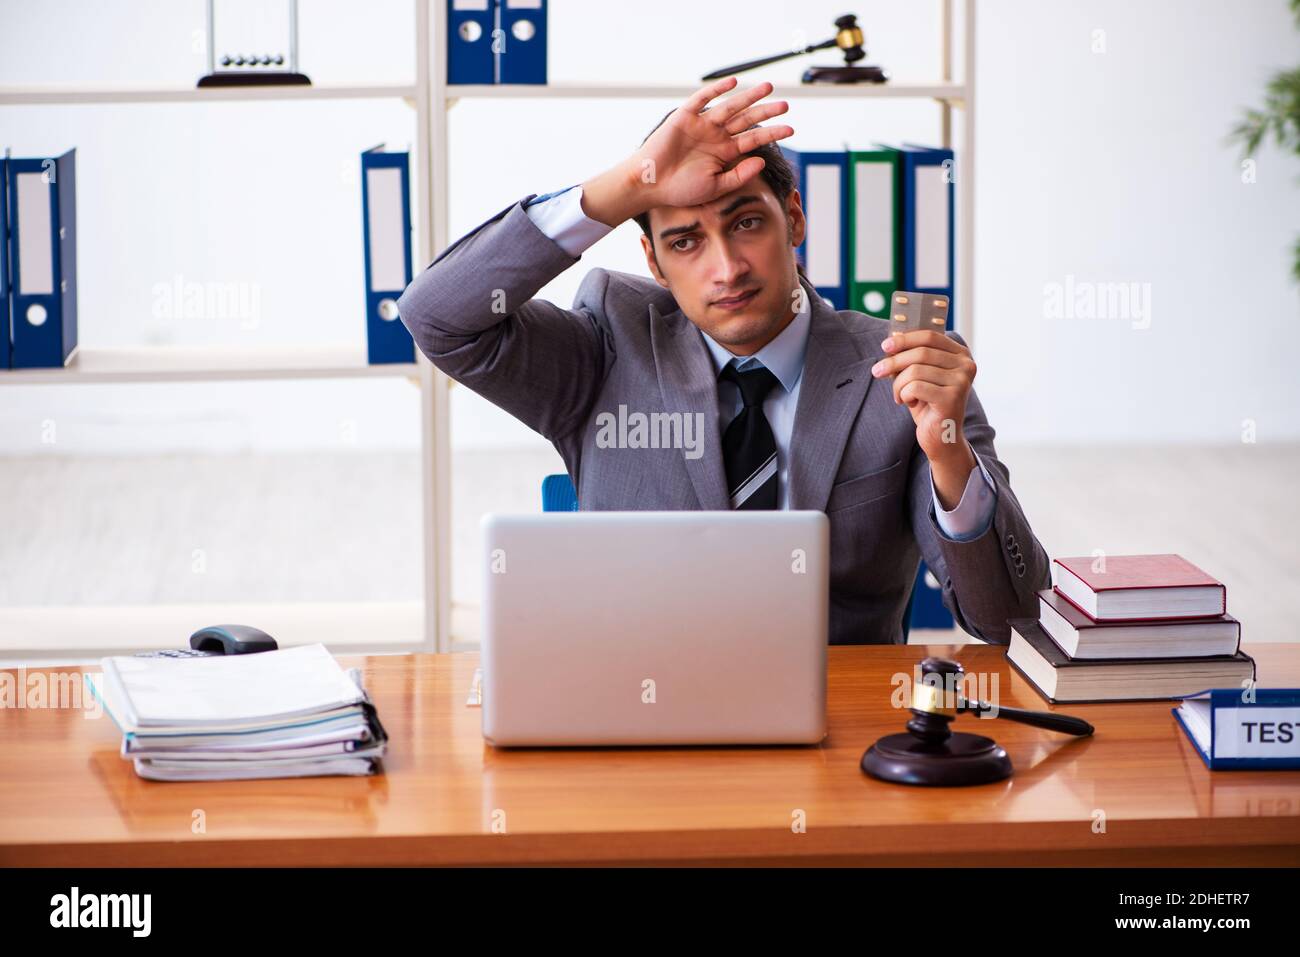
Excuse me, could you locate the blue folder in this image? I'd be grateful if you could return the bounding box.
[1173,688,1300,771]
[448,0,495,84]
[448,0,547,85]
[6,149,77,368]
[908,562,953,630]
[498,0,547,84]
[881,143,954,330]
[779,147,848,310]
[1,154,9,368]
[360,146,415,365]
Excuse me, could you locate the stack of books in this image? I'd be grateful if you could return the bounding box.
[86,644,388,781]
[1007,554,1255,703]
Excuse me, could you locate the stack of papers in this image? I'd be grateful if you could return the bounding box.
[86,644,388,781]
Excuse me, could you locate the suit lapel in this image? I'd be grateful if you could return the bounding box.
[650,299,730,510]
[787,289,876,512]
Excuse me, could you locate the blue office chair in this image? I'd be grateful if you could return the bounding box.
[541,473,580,512]
[539,474,933,642]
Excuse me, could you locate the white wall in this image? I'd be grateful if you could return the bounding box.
[0,0,1296,455]
[974,0,1300,444]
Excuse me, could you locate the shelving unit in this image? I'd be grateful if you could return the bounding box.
[0,3,446,659]
[443,82,966,102]
[0,0,974,656]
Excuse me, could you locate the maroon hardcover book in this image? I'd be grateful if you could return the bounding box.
[1051,554,1227,622]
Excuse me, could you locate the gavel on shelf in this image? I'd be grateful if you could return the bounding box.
[862,656,1095,786]
[701,14,888,85]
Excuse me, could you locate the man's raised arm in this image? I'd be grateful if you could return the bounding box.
[394,77,793,442]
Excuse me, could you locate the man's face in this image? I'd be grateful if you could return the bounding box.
[641,182,807,357]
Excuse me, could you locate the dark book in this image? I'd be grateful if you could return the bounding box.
[1007,618,1255,704]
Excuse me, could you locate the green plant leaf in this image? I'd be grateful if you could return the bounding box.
[1230,4,1300,284]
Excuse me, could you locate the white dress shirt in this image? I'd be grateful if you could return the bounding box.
[523,185,998,540]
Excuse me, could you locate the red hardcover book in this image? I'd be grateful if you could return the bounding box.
[1051,554,1227,622]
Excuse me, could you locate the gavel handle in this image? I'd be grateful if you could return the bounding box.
[701,38,837,80]
[959,698,1094,737]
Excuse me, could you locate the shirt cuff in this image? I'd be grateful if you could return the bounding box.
[931,445,997,542]
[523,185,614,257]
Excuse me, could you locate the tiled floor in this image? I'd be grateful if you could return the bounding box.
[2,443,1294,647]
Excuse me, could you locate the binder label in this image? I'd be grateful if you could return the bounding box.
[805,164,842,287]
[1214,706,1300,758]
[913,165,950,289]
[16,172,54,295]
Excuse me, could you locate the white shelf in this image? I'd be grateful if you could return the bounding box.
[0,81,967,108]
[3,0,973,655]
[0,83,419,106]
[446,82,966,103]
[0,345,418,385]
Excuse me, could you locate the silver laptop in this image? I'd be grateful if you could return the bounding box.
[480,511,829,747]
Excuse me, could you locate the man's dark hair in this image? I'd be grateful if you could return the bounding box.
[632,106,807,282]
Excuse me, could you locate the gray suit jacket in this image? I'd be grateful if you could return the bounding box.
[397,194,1052,645]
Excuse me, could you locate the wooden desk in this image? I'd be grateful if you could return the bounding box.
[3,644,1298,867]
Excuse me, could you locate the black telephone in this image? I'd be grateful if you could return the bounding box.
[136,624,279,658]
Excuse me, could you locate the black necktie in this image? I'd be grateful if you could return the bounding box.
[719,361,781,509]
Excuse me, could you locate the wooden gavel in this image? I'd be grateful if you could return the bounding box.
[862,655,1094,786]
[701,14,887,85]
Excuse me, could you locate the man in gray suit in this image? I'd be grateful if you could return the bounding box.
[397,77,1051,645]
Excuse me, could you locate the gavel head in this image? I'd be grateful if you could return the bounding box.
[905,656,964,744]
[833,14,866,64]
